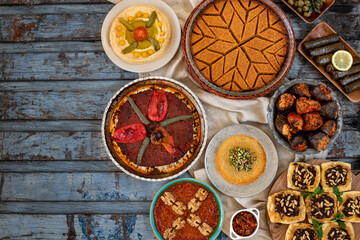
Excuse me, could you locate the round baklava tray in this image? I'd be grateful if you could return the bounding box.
[182,0,296,99]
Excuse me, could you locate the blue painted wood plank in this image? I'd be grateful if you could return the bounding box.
[0,41,104,53]
[0,132,109,160]
[1,88,359,120]
[0,4,358,42]
[0,80,133,92]
[0,172,190,201]
[1,130,359,160]
[0,214,230,239]
[0,159,359,172]
[0,52,137,80]
[0,160,122,172]
[0,202,151,214]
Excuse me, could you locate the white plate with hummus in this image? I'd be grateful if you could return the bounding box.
[205,124,278,198]
[101,0,181,73]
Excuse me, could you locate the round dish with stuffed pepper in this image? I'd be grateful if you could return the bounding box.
[102,79,205,180]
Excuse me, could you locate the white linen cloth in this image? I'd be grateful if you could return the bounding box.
[107,0,328,238]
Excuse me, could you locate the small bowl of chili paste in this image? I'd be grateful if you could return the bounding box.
[230,208,260,239]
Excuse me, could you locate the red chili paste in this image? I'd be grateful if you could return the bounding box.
[232,211,257,236]
[115,90,194,167]
[154,182,219,240]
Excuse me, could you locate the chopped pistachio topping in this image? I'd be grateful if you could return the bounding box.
[229,147,256,171]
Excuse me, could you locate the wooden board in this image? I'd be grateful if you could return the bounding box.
[267,159,360,240]
[298,22,360,102]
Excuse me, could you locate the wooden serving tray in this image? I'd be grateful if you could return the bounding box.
[267,159,360,240]
[282,0,335,23]
[298,22,360,103]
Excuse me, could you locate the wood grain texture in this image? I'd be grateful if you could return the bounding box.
[1,88,359,120]
[0,4,358,42]
[1,130,359,161]
[0,172,188,201]
[0,214,230,240]
[0,52,137,80]
[267,159,360,240]
[0,132,109,160]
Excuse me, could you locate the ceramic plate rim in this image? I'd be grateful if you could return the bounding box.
[149,178,224,240]
[101,0,181,73]
[205,124,279,198]
[101,76,208,182]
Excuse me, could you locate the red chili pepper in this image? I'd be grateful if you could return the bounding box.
[111,123,146,143]
[148,91,168,122]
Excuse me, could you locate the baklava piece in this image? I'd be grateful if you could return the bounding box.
[322,222,355,240]
[338,191,360,223]
[267,190,306,224]
[285,223,319,240]
[305,192,337,223]
[287,162,320,192]
[321,162,352,192]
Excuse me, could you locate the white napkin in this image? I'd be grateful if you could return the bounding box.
[106,0,328,239]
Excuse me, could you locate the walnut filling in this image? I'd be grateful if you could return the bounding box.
[328,228,351,240]
[275,194,300,217]
[343,197,360,217]
[293,228,317,240]
[325,166,348,187]
[310,194,335,219]
[291,164,317,190]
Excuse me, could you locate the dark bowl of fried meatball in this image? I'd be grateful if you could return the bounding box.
[268,79,342,154]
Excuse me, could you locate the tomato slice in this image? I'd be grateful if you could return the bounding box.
[148,91,168,122]
[133,26,148,41]
[111,123,146,143]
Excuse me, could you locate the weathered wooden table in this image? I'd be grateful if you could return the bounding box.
[0,0,359,239]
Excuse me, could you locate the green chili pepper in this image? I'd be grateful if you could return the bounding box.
[137,137,150,166]
[147,37,160,51]
[146,11,157,28]
[118,18,135,31]
[160,115,193,127]
[126,96,150,125]
[122,42,138,54]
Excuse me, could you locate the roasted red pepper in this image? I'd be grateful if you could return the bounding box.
[148,90,168,122]
[150,127,177,154]
[111,123,146,143]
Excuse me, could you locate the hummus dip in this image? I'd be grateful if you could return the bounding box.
[109,5,171,64]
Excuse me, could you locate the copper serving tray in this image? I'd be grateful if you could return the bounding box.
[282,0,335,23]
[298,22,360,103]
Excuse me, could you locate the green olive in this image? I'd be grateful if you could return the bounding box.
[304,0,311,4]
[297,7,303,13]
[303,12,312,17]
[321,0,326,2]
[297,0,305,7]
[288,0,294,5]
[294,1,298,7]
[303,5,309,11]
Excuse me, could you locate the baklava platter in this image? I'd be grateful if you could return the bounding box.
[267,159,360,240]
